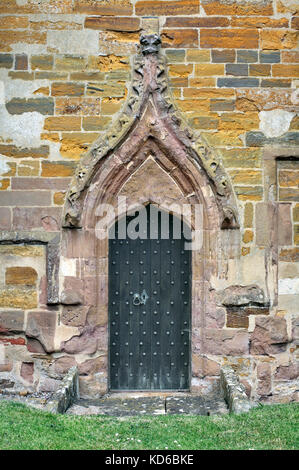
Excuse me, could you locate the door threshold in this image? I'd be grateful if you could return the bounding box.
[108,390,191,398]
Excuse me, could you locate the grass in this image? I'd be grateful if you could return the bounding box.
[0,401,298,450]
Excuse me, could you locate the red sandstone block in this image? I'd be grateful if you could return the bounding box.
[11,177,70,191]
[0,191,51,206]
[0,207,11,230]
[12,207,62,231]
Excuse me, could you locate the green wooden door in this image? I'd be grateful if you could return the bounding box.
[109,205,191,390]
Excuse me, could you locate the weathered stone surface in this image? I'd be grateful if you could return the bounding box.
[51,356,77,376]
[192,355,220,377]
[0,310,24,334]
[220,366,256,415]
[73,0,132,15]
[0,144,49,159]
[0,208,11,230]
[0,54,13,68]
[6,98,54,115]
[60,290,83,306]
[5,267,37,286]
[45,366,79,414]
[20,362,34,384]
[85,16,140,31]
[201,29,259,49]
[12,207,62,231]
[0,379,14,389]
[275,363,299,380]
[51,82,85,97]
[250,317,289,355]
[61,326,104,355]
[26,311,57,353]
[161,29,198,48]
[220,285,266,307]
[0,288,37,309]
[0,191,51,207]
[260,30,299,50]
[204,329,249,355]
[26,338,46,354]
[61,305,89,327]
[257,362,272,396]
[78,355,107,376]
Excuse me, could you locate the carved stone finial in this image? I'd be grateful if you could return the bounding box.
[140,33,161,55]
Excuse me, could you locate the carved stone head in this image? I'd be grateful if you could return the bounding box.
[140,34,161,55]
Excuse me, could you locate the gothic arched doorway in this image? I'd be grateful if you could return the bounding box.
[108,205,191,390]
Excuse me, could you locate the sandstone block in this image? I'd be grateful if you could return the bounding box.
[41,161,75,178]
[61,306,89,327]
[0,144,49,159]
[20,362,34,384]
[272,64,299,77]
[61,326,100,355]
[12,207,62,231]
[5,267,37,286]
[15,54,28,71]
[275,363,299,380]
[257,362,272,396]
[0,288,37,309]
[237,50,258,63]
[74,0,132,15]
[85,16,140,31]
[260,51,280,63]
[0,191,51,207]
[78,355,107,376]
[6,98,54,115]
[0,208,11,230]
[261,30,299,50]
[218,77,259,87]
[161,29,198,48]
[52,356,77,377]
[0,15,28,29]
[0,310,24,333]
[226,64,248,76]
[204,329,249,355]
[0,54,13,69]
[202,0,273,16]
[31,55,54,70]
[250,317,289,355]
[26,311,57,353]
[44,116,81,131]
[51,82,85,97]
[249,64,271,76]
[136,0,199,16]
[201,29,259,49]
[0,31,46,52]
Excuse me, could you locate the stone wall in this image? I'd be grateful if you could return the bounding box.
[0,0,298,403]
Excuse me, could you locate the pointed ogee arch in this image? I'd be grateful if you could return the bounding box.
[62,33,239,231]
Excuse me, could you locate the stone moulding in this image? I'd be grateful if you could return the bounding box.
[0,231,60,305]
[62,33,239,231]
[220,366,256,414]
[45,366,79,414]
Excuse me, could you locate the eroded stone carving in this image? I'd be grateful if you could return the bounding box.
[62,34,239,230]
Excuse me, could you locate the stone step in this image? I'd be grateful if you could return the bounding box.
[66,394,229,416]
